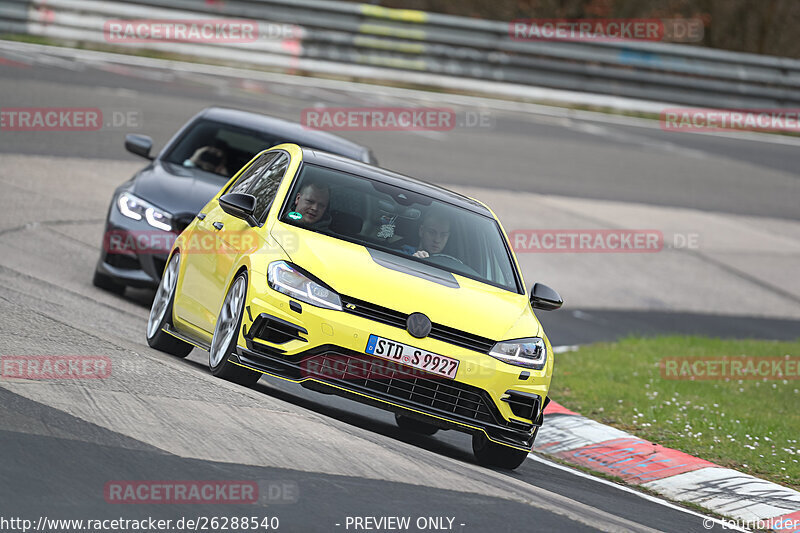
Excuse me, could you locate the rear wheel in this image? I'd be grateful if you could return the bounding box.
[472,432,532,470]
[395,414,439,435]
[146,254,193,357]
[209,272,261,386]
[92,270,125,295]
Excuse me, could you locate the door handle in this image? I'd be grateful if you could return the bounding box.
[212,222,224,230]
[197,213,206,220]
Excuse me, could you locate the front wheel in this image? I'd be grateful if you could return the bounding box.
[146,254,193,357]
[472,432,532,470]
[208,272,261,386]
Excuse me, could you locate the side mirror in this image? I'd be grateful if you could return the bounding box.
[219,193,258,227]
[125,134,154,160]
[530,283,563,311]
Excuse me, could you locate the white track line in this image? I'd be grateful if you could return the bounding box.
[527,453,752,532]
[545,345,750,530]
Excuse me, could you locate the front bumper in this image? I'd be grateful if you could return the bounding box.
[231,275,552,451]
[95,240,167,288]
[94,203,188,288]
[235,342,539,449]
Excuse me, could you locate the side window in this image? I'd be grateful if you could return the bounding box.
[226,152,277,195]
[249,153,290,223]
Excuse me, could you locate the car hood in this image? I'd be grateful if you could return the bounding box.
[130,161,229,216]
[273,222,542,342]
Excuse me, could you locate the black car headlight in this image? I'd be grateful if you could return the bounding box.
[117,192,173,231]
[489,337,547,370]
[267,261,342,311]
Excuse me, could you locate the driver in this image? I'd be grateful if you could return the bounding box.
[401,209,450,259]
[290,180,331,229]
[186,140,230,175]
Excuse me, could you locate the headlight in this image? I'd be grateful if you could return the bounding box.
[489,337,547,370]
[117,192,173,231]
[267,261,342,311]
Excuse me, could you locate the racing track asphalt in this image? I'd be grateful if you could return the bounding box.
[0,43,799,221]
[0,271,725,532]
[1,45,797,532]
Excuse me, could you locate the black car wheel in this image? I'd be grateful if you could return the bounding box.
[92,270,125,295]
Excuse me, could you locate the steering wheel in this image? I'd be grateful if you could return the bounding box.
[430,253,463,265]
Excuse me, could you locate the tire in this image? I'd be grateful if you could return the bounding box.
[472,432,532,470]
[395,413,439,436]
[208,272,261,386]
[92,270,125,295]
[146,254,193,357]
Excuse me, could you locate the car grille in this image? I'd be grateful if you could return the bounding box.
[339,295,495,353]
[303,350,500,425]
[106,252,140,270]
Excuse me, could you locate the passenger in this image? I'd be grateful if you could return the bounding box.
[401,209,451,259]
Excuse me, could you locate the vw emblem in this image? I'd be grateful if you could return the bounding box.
[406,312,432,339]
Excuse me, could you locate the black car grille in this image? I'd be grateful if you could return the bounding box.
[339,295,495,353]
[106,252,140,270]
[303,351,503,425]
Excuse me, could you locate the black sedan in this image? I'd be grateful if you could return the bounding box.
[93,107,376,294]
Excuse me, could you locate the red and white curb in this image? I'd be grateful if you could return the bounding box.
[536,402,800,531]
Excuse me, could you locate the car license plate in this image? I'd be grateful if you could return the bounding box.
[365,334,459,379]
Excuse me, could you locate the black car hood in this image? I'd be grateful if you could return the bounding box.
[130,161,229,216]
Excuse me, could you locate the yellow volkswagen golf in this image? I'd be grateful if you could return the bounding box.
[146,144,562,469]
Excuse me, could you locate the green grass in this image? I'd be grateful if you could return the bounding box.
[549,336,800,490]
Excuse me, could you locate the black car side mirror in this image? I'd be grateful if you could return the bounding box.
[530,283,563,311]
[219,193,258,227]
[125,134,154,160]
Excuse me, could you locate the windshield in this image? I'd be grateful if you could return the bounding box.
[279,164,521,293]
[163,118,298,178]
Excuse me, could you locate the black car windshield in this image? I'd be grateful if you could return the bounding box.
[163,119,296,178]
[280,164,521,293]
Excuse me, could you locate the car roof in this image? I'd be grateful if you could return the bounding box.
[199,107,371,162]
[300,148,492,216]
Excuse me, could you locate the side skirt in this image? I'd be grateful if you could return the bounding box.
[162,324,211,352]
